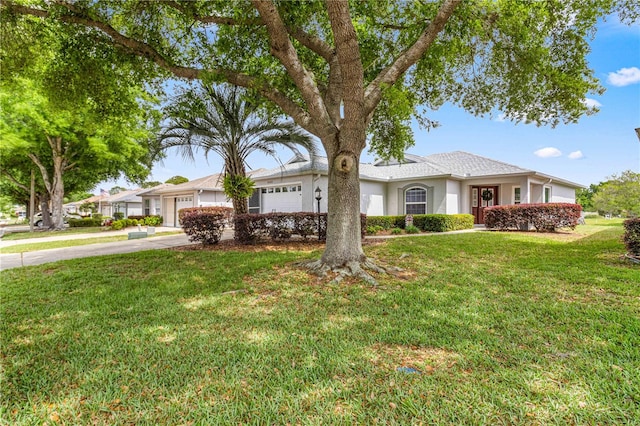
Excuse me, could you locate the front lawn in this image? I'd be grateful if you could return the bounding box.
[1,223,638,424]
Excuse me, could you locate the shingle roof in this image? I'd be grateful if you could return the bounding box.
[251,151,582,187]
[107,189,143,203]
[251,151,529,180]
[147,174,224,194]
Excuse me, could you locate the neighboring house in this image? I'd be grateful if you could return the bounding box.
[141,174,232,227]
[247,151,583,225]
[136,183,174,217]
[149,151,583,227]
[100,189,143,218]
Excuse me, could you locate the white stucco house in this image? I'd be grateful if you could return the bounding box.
[248,151,583,225]
[145,151,583,227]
[99,189,143,218]
[140,174,232,227]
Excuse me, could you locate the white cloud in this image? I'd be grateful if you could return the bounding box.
[494,113,507,122]
[534,147,562,158]
[606,67,640,87]
[568,150,584,160]
[583,98,602,108]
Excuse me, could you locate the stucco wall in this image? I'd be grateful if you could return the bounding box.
[360,180,386,215]
[551,184,577,203]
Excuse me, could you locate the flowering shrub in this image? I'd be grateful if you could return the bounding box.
[180,209,233,245]
[178,207,233,224]
[623,218,640,257]
[234,213,366,244]
[484,203,582,232]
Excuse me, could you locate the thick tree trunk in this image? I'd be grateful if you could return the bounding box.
[321,149,365,267]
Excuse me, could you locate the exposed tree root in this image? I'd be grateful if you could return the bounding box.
[301,257,396,286]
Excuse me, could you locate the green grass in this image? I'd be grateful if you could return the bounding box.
[0,232,183,254]
[1,223,638,424]
[1,227,109,241]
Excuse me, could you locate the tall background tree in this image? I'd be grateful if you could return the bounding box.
[1,17,160,229]
[2,0,637,273]
[592,171,640,217]
[159,83,314,215]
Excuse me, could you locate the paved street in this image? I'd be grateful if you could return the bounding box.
[0,228,235,270]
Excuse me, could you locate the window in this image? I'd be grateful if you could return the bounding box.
[275,187,281,193]
[544,187,551,203]
[144,199,150,215]
[268,188,274,193]
[282,186,288,192]
[290,186,297,192]
[261,188,267,194]
[514,187,521,204]
[405,187,426,214]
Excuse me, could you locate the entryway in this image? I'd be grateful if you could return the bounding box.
[471,186,498,224]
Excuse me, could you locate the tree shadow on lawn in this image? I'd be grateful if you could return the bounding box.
[2,227,638,423]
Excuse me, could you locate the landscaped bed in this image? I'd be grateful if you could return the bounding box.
[1,221,638,424]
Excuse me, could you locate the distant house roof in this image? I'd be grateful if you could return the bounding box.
[144,174,224,195]
[107,189,143,203]
[136,183,174,196]
[251,151,583,188]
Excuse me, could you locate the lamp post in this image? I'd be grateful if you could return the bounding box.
[315,186,322,240]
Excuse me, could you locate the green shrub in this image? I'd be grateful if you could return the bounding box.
[366,216,405,230]
[584,213,600,219]
[412,214,474,232]
[144,215,163,226]
[366,225,384,235]
[391,227,403,235]
[113,212,124,220]
[67,218,103,228]
[405,225,420,234]
[110,220,125,230]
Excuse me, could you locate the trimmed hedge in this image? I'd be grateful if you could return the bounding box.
[366,216,406,230]
[484,203,582,232]
[414,214,474,232]
[366,214,474,232]
[181,210,230,245]
[67,218,103,228]
[623,218,640,257]
[234,212,366,244]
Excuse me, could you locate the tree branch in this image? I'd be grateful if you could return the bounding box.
[27,153,52,195]
[251,0,335,140]
[364,0,461,118]
[0,170,31,193]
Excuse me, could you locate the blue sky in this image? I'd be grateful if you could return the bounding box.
[105,15,639,192]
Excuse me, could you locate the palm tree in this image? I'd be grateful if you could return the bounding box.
[159,84,316,215]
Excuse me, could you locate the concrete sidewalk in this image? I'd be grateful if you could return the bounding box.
[0,229,234,270]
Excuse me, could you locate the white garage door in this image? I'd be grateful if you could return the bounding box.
[261,185,302,213]
[176,196,194,225]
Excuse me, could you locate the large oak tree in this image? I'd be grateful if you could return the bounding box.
[2,0,636,274]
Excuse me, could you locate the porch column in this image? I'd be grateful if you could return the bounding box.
[520,177,531,203]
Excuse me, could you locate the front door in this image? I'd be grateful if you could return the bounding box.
[471,186,499,224]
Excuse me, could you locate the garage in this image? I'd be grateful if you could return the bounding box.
[260,184,302,213]
[175,196,194,225]
[164,195,194,227]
